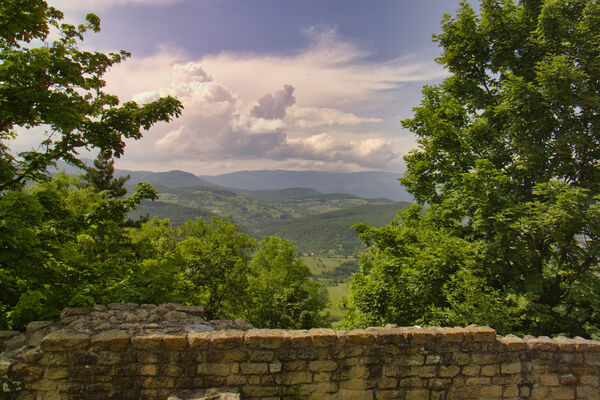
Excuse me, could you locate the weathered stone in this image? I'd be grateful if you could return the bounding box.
[309,360,337,372]
[244,329,286,349]
[131,334,163,350]
[308,328,337,347]
[345,330,375,346]
[41,330,89,351]
[439,365,460,377]
[163,334,188,351]
[196,363,230,376]
[240,362,268,375]
[90,330,129,351]
[7,305,600,400]
[188,332,211,350]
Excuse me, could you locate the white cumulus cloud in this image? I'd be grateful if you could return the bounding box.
[102,28,444,174]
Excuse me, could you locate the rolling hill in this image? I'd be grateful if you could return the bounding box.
[49,161,412,256]
[256,201,411,256]
[199,170,412,201]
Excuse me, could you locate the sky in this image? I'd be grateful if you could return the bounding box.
[35,0,468,175]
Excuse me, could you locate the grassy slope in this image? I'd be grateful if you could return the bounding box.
[302,256,360,327]
[257,201,411,256]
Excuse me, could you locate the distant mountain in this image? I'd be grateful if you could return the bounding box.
[49,160,411,255]
[199,170,411,201]
[120,169,218,189]
[51,160,408,201]
[50,160,220,189]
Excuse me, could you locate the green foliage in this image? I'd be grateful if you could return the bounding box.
[0,174,156,330]
[346,0,600,338]
[246,236,328,329]
[258,202,411,256]
[0,1,328,332]
[83,150,129,198]
[0,0,182,191]
[316,259,359,283]
[176,218,256,320]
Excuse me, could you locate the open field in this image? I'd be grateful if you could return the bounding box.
[301,256,355,327]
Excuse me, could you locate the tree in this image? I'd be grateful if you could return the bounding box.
[175,217,256,320]
[345,0,600,338]
[0,0,181,329]
[0,0,182,192]
[0,173,157,329]
[246,236,328,329]
[83,150,129,198]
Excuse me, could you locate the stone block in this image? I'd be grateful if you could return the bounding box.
[281,371,313,385]
[248,349,274,362]
[90,330,129,351]
[138,352,166,364]
[141,376,175,389]
[131,334,163,351]
[466,325,496,342]
[308,328,338,347]
[398,377,424,388]
[269,361,282,373]
[550,387,575,400]
[225,374,247,386]
[377,377,397,389]
[188,332,211,350]
[405,389,429,400]
[287,330,312,348]
[163,334,188,351]
[314,382,338,393]
[245,329,286,349]
[528,338,559,351]
[497,335,527,351]
[439,365,461,377]
[140,364,159,376]
[338,389,373,400]
[478,364,497,377]
[162,365,183,377]
[375,390,406,400]
[196,363,230,376]
[309,360,337,372]
[44,367,69,380]
[345,330,375,346]
[40,330,90,352]
[471,352,496,364]
[207,330,244,349]
[241,386,278,397]
[465,377,490,386]
[500,362,521,374]
[223,350,246,362]
[339,379,373,390]
[461,364,480,376]
[479,385,502,397]
[410,329,435,345]
[540,374,560,386]
[240,362,268,375]
[428,378,451,389]
[439,327,465,343]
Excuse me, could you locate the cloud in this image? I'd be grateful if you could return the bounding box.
[250,85,296,120]
[49,0,180,12]
[286,106,382,128]
[102,28,445,173]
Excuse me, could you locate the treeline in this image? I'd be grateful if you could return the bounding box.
[0,1,326,332]
[0,170,327,331]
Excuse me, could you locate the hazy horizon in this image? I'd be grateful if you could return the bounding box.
[14,0,472,176]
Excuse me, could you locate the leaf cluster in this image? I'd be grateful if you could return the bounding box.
[346,0,600,338]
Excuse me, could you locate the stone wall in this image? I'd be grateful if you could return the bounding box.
[2,305,600,400]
